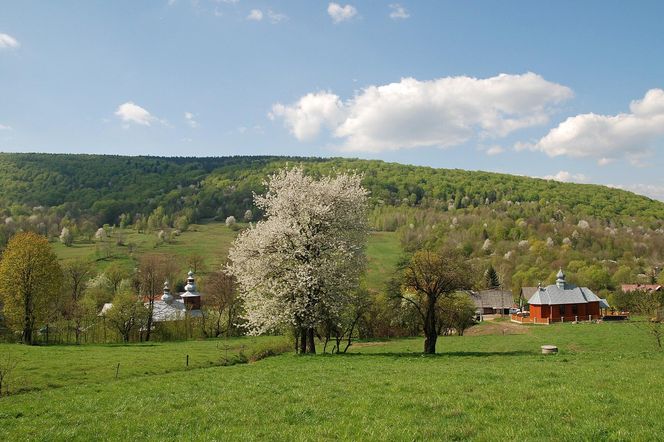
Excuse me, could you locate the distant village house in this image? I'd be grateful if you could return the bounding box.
[469,289,514,317]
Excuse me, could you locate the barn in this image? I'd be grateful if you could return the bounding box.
[527,269,601,323]
[469,289,514,316]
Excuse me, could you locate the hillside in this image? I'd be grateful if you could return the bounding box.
[1,153,663,228]
[2,152,663,303]
[50,222,402,296]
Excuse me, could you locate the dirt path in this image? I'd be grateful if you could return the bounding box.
[465,321,530,336]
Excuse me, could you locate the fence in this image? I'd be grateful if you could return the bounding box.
[510,314,603,325]
[511,314,549,325]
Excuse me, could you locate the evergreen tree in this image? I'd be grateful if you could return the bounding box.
[485,265,500,288]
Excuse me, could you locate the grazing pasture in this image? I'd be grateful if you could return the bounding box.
[52,222,238,273]
[52,223,400,294]
[1,321,662,440]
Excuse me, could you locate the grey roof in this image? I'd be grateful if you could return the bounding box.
[99,300,202,321]
[528,283,601,305]
[151,300,203,322]
[470,289,514,309]
[599,298,611,309]
[520,287,539,300]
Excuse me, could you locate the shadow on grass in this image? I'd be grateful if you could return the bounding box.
[327,350,535,358]
[106,343,160,348]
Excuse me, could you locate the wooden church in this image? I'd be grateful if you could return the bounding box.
[527,269,602,322]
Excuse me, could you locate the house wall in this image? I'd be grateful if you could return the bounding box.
[531,302,601,321]
[530,304,549,320]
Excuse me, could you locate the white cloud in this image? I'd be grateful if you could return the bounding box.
[389,3,409,20]
[534,88,664,165]
[271,72,572,152]
[114,102,157,126]
[184,112,199,128]
[270,92,344,141]
[0,124,12,130]
[542,171,588,183]
[486,145,505,156]
[328,3,357,23]
[267,10,288,23]
[0,33,20,49]
[247,9,263,21]
[608,183,664,202]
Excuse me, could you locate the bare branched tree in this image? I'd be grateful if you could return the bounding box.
[203,269,238,337]
[0,351,19,397]
[398,249,473,354]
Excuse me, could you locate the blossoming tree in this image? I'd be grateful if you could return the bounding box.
[228,167,368,353]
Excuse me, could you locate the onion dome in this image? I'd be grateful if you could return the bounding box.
[184,270,197,293]
[161,280,174,304]
[556,268,565,289]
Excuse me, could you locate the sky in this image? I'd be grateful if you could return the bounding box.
[1,1,664,200]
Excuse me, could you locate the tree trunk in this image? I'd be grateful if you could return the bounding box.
[306,328,316,354]
[215,309,222,337]
[145,300,154,342]
[424,332,437,354]
[23,292,33,345]
[423,296,438,354]
[75,320,81,345]
[23,325,32,345]
[227,305,233,337]
[299,328,307,354]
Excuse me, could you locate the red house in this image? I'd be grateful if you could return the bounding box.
[527,269,601,323]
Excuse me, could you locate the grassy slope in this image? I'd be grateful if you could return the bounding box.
[1,322,662,440]
[364,231,402,293]
[0,336,288,395]
[52,222,238,273]
[53,224,400,293]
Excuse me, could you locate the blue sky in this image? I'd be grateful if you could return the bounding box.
[2,1,664,200]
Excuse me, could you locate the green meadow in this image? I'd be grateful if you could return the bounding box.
[52,222,239,273]
[52,223,401,293]
[1,321,662,441]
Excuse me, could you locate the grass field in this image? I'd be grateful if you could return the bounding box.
[1,321,662,440]
[53,223,401,293]
[52,222,239,273]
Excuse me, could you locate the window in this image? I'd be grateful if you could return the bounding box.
[572,304,578,315]
[559,304,565,316]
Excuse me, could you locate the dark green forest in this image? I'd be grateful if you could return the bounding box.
[2,153,664,227]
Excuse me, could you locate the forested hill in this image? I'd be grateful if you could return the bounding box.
[1,152,663,228]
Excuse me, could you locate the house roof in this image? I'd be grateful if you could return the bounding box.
[621,284,662,293]
[528,283,601,305]
[151,299,203,322]
[520,287,539,300]
[469,289,513,309]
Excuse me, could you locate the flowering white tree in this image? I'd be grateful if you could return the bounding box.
[228,167,368,353]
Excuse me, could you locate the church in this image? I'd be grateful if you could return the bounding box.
[527,269,602,322]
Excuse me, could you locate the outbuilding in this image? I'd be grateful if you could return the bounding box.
[469,289,514,316]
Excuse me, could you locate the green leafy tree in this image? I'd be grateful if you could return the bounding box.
[0,232,63,344]
[440,292,477,336]
[105,290,149,343]
[62,259,93,344]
